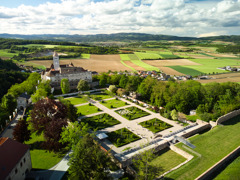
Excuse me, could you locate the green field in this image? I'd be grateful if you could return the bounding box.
[80,54,90,59]
[18,44,60,48]
[128,54,139,60]
[120,54,131,60]
[166,115,240,180]
[135,52,162,60]
[77,104,101,116]
[131,59,159,71]
[25,133,64,169]
[120,60,136,71]
[214,155,240,180]
[0,49,18,58]
[168,66,203,76]
[168,58,240,76]
[100,99,128,109]
[66,96,88,105]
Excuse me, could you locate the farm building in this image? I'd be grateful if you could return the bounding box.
[41,51,92,89]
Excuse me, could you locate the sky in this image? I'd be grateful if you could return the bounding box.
[0,0,239,37]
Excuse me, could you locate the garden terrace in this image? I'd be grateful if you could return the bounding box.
[115,106,150,120]
[107,128,141,147]
[80,113,121,130]
[139,118,173,133]
[100,98,129,109]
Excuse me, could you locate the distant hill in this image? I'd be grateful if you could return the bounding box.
[0,33,239,43]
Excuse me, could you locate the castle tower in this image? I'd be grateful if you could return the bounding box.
[53,51,60,70]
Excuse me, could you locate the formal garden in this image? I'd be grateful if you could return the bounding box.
[100,98,129,109]
[139,118,173,133]
[77,103,101,116]
[65,95,88,105]
[89,92,113,101]
[115,106,150,120]
[80,113,121,130]
[107,128,141,147]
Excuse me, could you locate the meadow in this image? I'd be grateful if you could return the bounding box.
[0,49,18,58]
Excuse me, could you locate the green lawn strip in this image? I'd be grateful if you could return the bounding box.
[66,96,88,105]
[168,66,203,76]
[90,93,113,100]
[120,54,131,60]
[135,52,162,60]
[0,49,18,58]
[77,104,101,116]
[100,99,129,109]
[80,54,90,59]
[185,115,200,122]
[107,128,141,147]
[149,148,187,177]
[120,60,136,71]
[214,155,240,180]
[81,113,121,130]
[115,106,150,120]
[166,116,240,180]
[25,133,64,169]
[139,118,173,133]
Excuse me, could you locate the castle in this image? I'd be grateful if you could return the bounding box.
[41,51,92,89]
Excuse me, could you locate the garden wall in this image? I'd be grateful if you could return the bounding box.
[217,109,240,124]
[196,146,240,180]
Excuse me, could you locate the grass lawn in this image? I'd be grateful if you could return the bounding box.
[66,96,88,105]
[166,115,240,180]
[214,155,240,180]
[139,118,173,133]
[148,148,187,177]
[100,99,129,109]
[77,104,101,116]
[90,93,113,100]
[116,106,150,120]
[107,128,141,147]
[81,113,120,130]
[185,115,200,122]
[25,133,64,169]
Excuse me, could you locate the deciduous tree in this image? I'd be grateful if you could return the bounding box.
[61,78,70,94]
[77,79,90,91]
[13,119,31,143]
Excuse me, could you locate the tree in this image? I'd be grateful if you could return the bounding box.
[31,88,48,103]
[58,97,78,122]
[67,134,112,180]
[77,79,90,91]
[1,93,17,114]
[13,119,31,143]
[109,85,117,93]
[61,78,70,94]
[171,109,178,121]
[30,98,68,151]
[133,149,160,180]
[99,73,108,87]
[119,75,128,88]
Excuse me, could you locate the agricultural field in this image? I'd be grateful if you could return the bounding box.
[135,52,162,60]
[0,49,18,58]
[166,115,240,180]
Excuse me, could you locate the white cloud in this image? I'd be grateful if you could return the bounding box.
[0,0,239,36]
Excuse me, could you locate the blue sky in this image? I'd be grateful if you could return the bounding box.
[0,0,239,36]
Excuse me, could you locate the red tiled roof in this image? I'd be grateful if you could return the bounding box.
[0,137,30,180]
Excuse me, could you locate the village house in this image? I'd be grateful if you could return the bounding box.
[0,137,32,180]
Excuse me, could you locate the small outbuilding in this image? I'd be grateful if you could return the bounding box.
[17,93,31,111]
[96,133,108,140]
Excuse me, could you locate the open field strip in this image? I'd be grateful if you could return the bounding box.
[120,54,131,60]
[168,66,203,76]
[134,52,162,60]
[130,60,160,71]
[166,116,240,180]
[80,53,90,59]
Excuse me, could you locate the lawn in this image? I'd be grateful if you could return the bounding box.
[107,128,141,147]
[81,113,121,130]
[166,115,240,180]
[147,148,187,177]
[116,106,150,120]
[65,96,88,105]
[0,49,18,58]
[77,104,101,116]
[214,155,240,180]
[139,118,173,133]
[25,133,64,169]
[90,93,113,100]
[100,99,129,109]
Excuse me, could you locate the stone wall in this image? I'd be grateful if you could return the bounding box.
[196,146,240,180]
[217,109,240,124]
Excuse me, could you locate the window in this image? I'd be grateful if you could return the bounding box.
[20,162,22,167]
[15,168,18,174]
[24,158,26,163]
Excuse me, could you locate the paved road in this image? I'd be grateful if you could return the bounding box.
[1,111,23,138]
